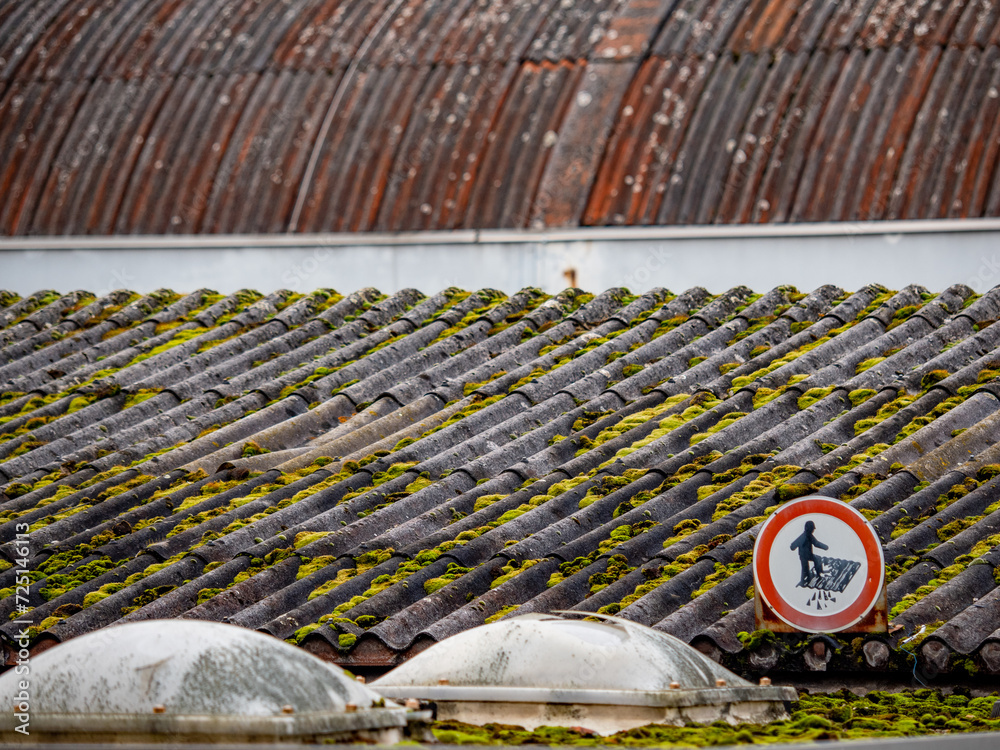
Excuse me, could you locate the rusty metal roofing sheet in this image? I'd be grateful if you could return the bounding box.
[1,0,1000,234]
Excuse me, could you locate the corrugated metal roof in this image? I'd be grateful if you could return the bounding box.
[2,283,1000,683]
[0,0,998,234]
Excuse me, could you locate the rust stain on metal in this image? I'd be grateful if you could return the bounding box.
[755,584,888,634]
[0,0,998,235]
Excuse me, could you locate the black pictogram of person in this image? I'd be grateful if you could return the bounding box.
[789,520,828,586]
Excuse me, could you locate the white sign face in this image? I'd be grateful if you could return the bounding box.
[753,495,885,633]
[767,512,868,618]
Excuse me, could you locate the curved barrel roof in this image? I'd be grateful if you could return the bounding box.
[1,0,999,235]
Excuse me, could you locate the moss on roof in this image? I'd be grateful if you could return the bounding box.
[2,283,1000,684]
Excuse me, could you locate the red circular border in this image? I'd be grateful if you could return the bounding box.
[752,495,884,633]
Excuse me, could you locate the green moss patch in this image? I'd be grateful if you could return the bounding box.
[853,392,919,436]
[578,469,648,509]
[599,395,722,465]
[797,386,837,410]
[425,562,475,594]
[587,554,636,594]
[423,395,505,437]
[490,559,541,589]
[689,411,747,444]
[576,394,690,457]
[708,465,802,522]
[729,323,854,392]
[240,440,270,457]
[131,327,211,364]
[430,689,1000,743]
[849,388,877,407]
[890,529,1000,620]
[890,396,965,444]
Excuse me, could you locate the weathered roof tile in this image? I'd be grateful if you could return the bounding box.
[2,283,1000,683]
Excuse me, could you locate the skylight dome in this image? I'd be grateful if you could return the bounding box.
[0,619,417,742]
[371,613,796,734]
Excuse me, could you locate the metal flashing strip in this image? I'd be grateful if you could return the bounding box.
[371,684,798,708]
[4,219,1000,295]
[19,708,413,738]
[2,218,1000,251]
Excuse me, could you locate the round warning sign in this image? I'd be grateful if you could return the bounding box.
[753,495,884,633]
